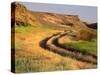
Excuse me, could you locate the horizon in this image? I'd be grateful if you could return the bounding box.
[20,2,97,23]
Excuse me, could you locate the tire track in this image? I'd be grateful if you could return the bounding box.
[39,32,97,64]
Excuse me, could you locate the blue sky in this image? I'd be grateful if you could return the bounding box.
[20,2,97,23]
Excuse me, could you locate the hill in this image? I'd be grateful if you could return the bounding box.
[11,2,88,29]
[11,2,97,73]
[86,23,97,29]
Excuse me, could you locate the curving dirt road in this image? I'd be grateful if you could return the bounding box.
[39,32,97,64]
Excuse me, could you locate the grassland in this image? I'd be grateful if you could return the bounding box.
[59,34,97,55]
[63,40,97,55]
[12,25,96,73]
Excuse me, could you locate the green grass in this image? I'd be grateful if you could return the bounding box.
[14,25,51,34]
[63,40,97,55]
[14,23,70,33]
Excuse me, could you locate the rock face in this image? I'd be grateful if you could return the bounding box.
[11,2,88,29]
[11,2,28,26]
[86,23,97,29]
[11,2,40,26]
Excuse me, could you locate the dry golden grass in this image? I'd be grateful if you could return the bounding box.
[13,26,96,73]
[59,35,73,44]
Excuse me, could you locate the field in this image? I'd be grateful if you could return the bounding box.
[11,24,96,73]
[60,38,97,55]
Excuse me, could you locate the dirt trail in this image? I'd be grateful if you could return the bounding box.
[39,32,97,64]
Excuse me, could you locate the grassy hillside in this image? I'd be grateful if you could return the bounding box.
[59,33,97,55]
[11,24,96,73]
[11,2,97,73]
[63,40,97,55]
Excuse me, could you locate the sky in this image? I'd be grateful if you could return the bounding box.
[20,2,97,23]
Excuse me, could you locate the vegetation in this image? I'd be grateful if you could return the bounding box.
[63,39,97,55]
[12,24,71,73]
[12,24,96,73]
[76,29,97,40]
[11,2,97,73]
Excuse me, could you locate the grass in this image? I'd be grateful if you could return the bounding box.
[63,40,97,55]
[13,25,72,73]
[15,56,71,73]
[12,24,96,73]
[15,25,51,34]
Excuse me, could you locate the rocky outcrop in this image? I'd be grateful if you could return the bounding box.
[11,2,28,26]
[11,2,88,29]
[86,23,97,29]
[11,2,42,26]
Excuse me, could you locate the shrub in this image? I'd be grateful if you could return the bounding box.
[76,29,96,41]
